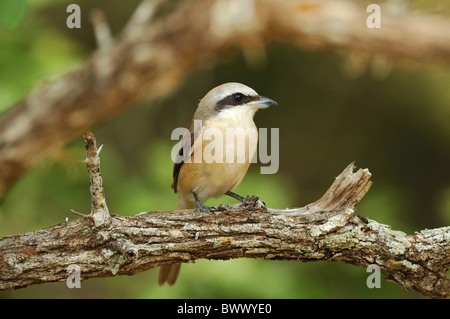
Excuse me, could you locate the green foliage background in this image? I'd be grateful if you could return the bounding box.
[1,0,449,298]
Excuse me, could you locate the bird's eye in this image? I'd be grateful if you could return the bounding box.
[233,93,243,102]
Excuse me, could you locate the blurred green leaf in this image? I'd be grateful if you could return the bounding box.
[0,0,27,30]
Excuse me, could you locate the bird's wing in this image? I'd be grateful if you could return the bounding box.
[172,120,200,193]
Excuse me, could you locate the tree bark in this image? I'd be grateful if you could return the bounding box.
[1,161,448,298]
[2,0,450,199]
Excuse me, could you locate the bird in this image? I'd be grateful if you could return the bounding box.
[158,82,277,286]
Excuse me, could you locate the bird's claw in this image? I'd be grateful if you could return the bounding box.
[195,201,214,213]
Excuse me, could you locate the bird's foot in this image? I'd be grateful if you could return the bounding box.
[193,192,214,213]
[195,201,214,213]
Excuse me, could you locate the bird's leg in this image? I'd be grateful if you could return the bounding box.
[225,191,248,203]
[193,192,213,213]
[225,191,249,204]
[226,191,266,208]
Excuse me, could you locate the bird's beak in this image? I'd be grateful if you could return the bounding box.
[249,96,277,109]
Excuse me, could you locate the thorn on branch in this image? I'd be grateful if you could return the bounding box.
[124,0,166,36]
[90,8,113,49]
[83,130,112,227]
[69,209,93,221]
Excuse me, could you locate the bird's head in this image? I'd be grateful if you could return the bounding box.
[194,82,277,121]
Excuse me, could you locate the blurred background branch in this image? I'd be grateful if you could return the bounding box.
[1,0,450,201]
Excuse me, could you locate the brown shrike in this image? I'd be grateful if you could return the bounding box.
[158,82,277,286]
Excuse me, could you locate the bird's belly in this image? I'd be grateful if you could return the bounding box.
[194,161,250,200]
[177,160,251,203]
[177,122,257,204]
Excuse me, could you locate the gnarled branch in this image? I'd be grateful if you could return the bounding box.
[0,132,448,298]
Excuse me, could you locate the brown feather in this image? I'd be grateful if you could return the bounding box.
[172,120,196,193]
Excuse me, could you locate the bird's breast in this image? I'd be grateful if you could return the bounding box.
[177,114,259,202]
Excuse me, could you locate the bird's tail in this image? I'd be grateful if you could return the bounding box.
[158,196,195,286]
[158,263,181,286]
